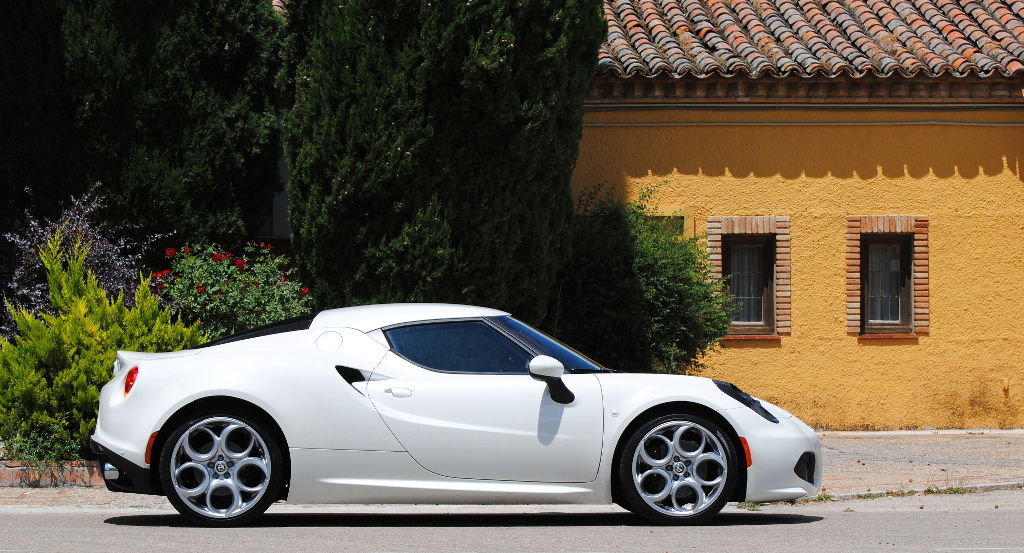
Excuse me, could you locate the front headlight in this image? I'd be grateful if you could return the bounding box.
[713,380,779,423]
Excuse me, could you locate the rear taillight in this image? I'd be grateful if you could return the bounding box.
[124,366,138,396]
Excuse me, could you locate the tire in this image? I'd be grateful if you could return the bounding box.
[159,409,284,526]
[617,413,738,525]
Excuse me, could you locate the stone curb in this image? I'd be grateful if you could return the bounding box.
[0,461,104,488]
[823,481,1024,501]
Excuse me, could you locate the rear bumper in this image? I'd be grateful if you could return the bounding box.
[89,438,158,495]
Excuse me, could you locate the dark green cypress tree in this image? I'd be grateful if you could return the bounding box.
[61,0,284,244]
[1,1,85,229]
[286,0,605,322]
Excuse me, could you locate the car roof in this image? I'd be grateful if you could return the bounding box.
[310,303,510,332]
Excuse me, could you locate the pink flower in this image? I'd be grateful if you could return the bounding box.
[165,248,177,258]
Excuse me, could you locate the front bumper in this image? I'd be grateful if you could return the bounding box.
[89,438,158,495]
[738,412,822,502]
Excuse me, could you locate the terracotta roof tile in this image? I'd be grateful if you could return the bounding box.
[598,0,1024,78]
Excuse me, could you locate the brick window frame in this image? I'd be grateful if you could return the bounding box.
[707,216,791,335]
[845,216,929,335]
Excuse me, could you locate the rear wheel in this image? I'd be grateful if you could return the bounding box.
[159,411,283,526]
[617,413,737,524]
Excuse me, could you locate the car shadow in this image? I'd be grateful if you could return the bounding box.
[104,511,822,528]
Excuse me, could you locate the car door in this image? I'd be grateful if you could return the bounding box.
[365,319,604,483]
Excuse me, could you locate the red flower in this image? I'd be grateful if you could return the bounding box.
[211,253,224,262]
[215,293,223,297]
[183,247,191,254]
[224,252,234,258]
[280,276,287,281]
[234,259,247,269]
[195,285,206,293]
[173,275,180,280]
[300,287,309,297]
[253,282,261,287]
[266,243,273,249]
[165,248,177,258]
[155,283,166,291]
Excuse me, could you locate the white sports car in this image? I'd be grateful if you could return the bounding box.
[91,303,820,525]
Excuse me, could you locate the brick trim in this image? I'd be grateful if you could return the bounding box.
[707,216,791,334]
[845,215,929,334]
[587,76,1024,104]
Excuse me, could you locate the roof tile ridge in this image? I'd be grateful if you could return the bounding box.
[959,0,1024,70]
[659,0,705,78]
[842,0,910,72]
[868,0,950,73]
[705,0,774,76]
[894,0,973,73]
[933,0,1001,74]
[757,0,831,75]
[818,0,886,72]
[794,0,863,76]
[736,0,807,73]
[862,0,933,73]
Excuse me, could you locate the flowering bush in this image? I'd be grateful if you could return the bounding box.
[0,232,204,465]
[1,193,164,339]
[155,243,314,339]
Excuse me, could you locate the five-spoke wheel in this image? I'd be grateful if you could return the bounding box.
[160,412,283,525]
[618,413,737,524]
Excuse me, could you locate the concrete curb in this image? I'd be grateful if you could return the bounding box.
[822,481,1024,501]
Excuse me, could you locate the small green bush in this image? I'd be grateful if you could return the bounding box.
[546,186,732,373]
[154,243,314,340]
[0,231,205,464]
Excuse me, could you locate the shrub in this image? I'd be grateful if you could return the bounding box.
[154,243,314,339]
[60,0,284,244]
[1,193,162,339]
[284,0,606,324]
[546,186,732,373]
[0,231,205,464]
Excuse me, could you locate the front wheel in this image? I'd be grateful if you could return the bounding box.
[617,413,738,524]
[159,411,284,526]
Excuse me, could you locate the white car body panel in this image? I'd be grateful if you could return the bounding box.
[92,303,820,509]
[366,352,603,482]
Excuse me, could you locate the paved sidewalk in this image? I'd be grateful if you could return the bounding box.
[1,430,1021,507]
[818,429,1024,495]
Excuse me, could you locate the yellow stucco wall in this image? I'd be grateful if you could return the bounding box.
[572,106,1024,429]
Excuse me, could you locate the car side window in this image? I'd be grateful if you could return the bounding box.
[385,321,531,374]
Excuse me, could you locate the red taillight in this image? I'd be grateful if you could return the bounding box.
[124,366,138,396]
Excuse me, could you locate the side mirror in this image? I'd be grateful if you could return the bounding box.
[528,355,564,379]
[528,355,574,405]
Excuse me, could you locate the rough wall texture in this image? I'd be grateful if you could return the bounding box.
[572,107,1024,429]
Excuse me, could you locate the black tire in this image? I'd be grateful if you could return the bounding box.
[159,408,284,526]
[617,413,738,525]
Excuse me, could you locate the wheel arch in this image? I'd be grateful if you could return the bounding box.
[149,395,292,500]
[610,401,747,505]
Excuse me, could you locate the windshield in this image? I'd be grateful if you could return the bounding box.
[488,316,605,372]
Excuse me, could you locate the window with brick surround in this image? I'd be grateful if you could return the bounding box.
[845,216,929,336]
[707,216,791,336]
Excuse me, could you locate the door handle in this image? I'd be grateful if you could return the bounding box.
[384,387,413,398]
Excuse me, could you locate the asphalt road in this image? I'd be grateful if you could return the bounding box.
[1,489,1022,553]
